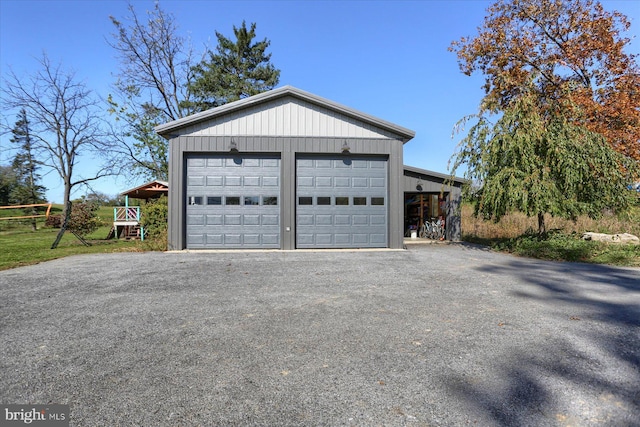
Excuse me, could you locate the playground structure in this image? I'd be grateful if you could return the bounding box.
[107,180,168,241]
[108,202,144,241]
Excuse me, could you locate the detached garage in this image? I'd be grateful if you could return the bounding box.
[156,86,461,250]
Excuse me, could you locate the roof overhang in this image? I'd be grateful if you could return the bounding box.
[121,180,169,199]
[403,165,468,186]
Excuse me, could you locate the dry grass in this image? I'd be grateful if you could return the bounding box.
[461,203,640,239]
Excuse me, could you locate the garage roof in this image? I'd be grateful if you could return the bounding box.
[404,165,468,185]
[155,85,416,142]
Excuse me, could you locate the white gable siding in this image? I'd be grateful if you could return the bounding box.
[180,97,397,139]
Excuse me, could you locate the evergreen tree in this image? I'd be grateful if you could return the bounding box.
[187,21,280,110]
[0,166,18,207]
[9,109,47,230]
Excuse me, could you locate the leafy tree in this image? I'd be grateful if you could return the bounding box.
[450,0,640,161]
[75,191,121,207]
[450,85,638,234]
[108,1,199,180]
[140,195,167,239]
[9,109,47,230]
[187,21,280,111]
[1,54,118,246]
[0,165,18,207]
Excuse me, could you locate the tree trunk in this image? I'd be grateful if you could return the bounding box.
[51,201,72,249]
[537,212,546,235]
[51,182,72,249]
[30,207,37,232]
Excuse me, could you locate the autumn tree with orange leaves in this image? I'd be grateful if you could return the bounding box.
[448,0,639,233]
[450,0,640,161]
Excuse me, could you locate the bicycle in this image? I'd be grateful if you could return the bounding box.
[419,218,445,240]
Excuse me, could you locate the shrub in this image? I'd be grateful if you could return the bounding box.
[45,214,62,228]
[140,196,168,240]
[68,202,102,237]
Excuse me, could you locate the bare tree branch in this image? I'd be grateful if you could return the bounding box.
[1,53,120,224]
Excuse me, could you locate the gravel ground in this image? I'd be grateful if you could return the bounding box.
[0,244,638,426]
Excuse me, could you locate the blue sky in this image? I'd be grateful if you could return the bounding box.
[1,0,638,203]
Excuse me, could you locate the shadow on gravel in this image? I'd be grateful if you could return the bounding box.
[446,259,640,426]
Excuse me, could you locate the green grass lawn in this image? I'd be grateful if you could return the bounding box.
[0,205,139,271]
[464,232,640,267]
[1,204,638,271]
[461,203,640,267]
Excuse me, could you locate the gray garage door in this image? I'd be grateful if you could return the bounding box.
[296,155,388,248]
[186,154,280,248]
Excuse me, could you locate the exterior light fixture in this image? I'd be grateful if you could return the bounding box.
[229,139,238,152]
[416,180,423,192]
[341,140,350,153]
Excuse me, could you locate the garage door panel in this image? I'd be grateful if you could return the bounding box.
[298,214,314,226]
[243,234,260,245]
[335,177,350,187]
[224,176,242,186]
[370,234,386,244]
[244,158,261,167]
[262,234,279,245]
[335,234,351,244]
[206,158,223,167]
[316,215,333,226]
[188,176,205,186]
[187,233,204,245]
[316,177,332,187]
[352,177,368,187]
[224,214,242,225]
[206,234,223,245]
[244,214,260,225]
[225,234,241,244]
[316,234,333,245]
[335,215,351,225]
[262,176,279,186]
[262,214,279,225]
[243,176,261,186]
[188,158,205,167]
[298,176,314,187]
[186,154,280,249]
[187,214,205,225]
[370,214,386,225]
[225,158,243,167]
[352,215,369,225]
[353,234,369,244]
[206,176,223,186]
[371,178,385,188]
[297,234,314,245]
[206,214,223,225]
[296,155,387,248]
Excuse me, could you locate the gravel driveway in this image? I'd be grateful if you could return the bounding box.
[1,244,638,426]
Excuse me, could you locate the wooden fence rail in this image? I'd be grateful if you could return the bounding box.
[0,203,53,220]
